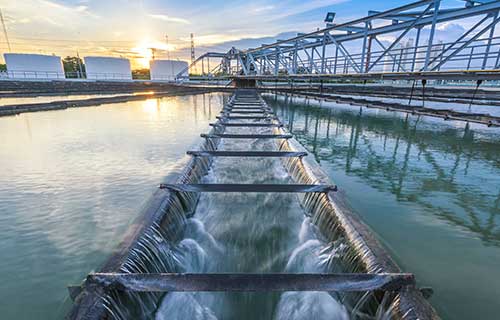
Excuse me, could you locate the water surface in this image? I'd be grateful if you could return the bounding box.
[265,93,500,320]
[0,93,146,106]
[0,93,224,320]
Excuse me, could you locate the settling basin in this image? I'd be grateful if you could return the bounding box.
[0,93,225,319]
[0,91,498,319]
[265,93,500,320]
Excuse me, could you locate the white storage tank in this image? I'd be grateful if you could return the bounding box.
[4,53,65,79]
[150,60,189,81]
[84,56,132,80]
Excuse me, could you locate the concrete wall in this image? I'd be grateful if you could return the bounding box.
[4,53,65,79]
[84,56,132,80]
[150,60,188,81]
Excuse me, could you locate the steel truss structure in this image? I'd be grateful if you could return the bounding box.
[178,0,500,80]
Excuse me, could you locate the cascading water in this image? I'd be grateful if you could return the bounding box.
[153,108,349,319]
[92,92,434,320]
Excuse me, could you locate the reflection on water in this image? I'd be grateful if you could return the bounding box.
[0,93,136,106]
[265,93,500,320]
[0,93,225,320]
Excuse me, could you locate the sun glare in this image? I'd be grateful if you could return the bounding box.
[132,39,177,69]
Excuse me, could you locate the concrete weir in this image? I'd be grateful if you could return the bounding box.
[68,89,439,320]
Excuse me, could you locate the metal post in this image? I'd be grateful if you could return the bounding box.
[482,12,498,70]
[423,0,441,71]
[275,52,279,75]
[366,36,373,72]
[293,41,298,74]
[310,48,315,73]
[398,48,404,72]
[412,27,421,72]
[495,48,500,69]
[334,46,339,74]
[360,21,370,73]
[321,33,327,73]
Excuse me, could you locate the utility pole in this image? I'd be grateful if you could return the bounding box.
[190,33,195,74]
[165,34,170,60]
[0,8,11,52]
[190,33,195,64]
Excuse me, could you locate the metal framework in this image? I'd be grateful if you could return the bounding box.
[178,0,500,81]
[69,90,438,320]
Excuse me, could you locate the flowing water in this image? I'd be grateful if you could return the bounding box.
[153,99,350,320]
[2,90,499,320]
[265,93,500,320]
[0,93,225,320]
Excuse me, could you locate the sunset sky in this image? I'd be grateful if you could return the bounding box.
[0,0,486,69]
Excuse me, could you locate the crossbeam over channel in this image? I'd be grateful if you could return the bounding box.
[210,123,283,127]
[159,184,338,193]
[87,272,415,292]
[186,151,306,157]
[201,133,292,139]
[216,116,276,120]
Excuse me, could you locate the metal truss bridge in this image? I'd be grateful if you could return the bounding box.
[179,0,500,82]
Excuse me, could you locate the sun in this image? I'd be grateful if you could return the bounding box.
[132,39,176,69]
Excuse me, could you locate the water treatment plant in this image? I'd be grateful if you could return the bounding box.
[1,1,500,319]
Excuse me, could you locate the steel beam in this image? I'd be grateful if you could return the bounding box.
[87,272,415,292]
[159,184,338,193]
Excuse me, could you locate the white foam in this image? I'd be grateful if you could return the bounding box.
[155,293,218,320]
[184,218,224,255]
[275,292,349,320]
[176,238,208,272]
[298,218,325,244]
[286,239,325,273]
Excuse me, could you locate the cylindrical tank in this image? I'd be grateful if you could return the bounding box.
[84,56,132,80]
[150,60,189,81]
[4,53,65,79]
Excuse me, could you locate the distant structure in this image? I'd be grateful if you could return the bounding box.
[84,56,132,80]
[150,60,188,81]
[4,53,64,79]
[190,33,195,64]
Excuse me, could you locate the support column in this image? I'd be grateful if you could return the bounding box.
[412,27,421,72]
[360,21,370,73]
[321,33,327,74]
[423,0,441,71]
[293,42,298,74]
[482,12,498,70]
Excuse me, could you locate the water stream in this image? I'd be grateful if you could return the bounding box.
[153,105,349,319]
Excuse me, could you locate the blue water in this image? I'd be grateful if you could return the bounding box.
[1,91,499,319]
[0,93,225,320]
[265,93,500,320]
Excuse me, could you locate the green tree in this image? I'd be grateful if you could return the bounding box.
[132,68,150,80]
[62,56,85,78]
